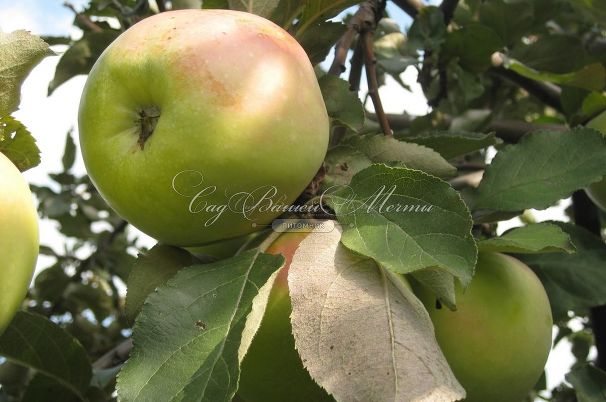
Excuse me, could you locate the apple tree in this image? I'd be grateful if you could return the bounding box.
[1,0,606,401]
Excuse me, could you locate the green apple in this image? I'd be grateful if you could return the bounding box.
[0,153,39,334]
[238,231,333,402]
[585,110,606,210]
[78,10,329,247]
[412,252,552,402]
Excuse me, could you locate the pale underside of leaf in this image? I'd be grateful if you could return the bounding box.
[288,224,465,402]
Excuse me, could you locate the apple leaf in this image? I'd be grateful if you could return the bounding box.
[296,0,359,35]
[566,364,606,402]
[0,115,40,171]
[517,223,606,321]
[318,75,365,131]
[0,311,92,401]
[124,245,197,323]
[226,0,281,18]
[48,31,119,95]
[325,164,477,287]
[340,134,457,178]
[61,129,76,171]
[297,20,346,65]
[509,35,590,74]
[505,59,606,92]
[323,145,373,187]
[402,130,501,160]
[475,128,606,211]
[0,30,53,117]
[410,268,457,311]
[116,249,284,402]
[478,222,575,254]
[288,225,466,402]
[442,23,503,72]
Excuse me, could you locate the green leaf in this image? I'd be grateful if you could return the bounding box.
[402,130,501,160]
[22,373,82,402]
[33,264,71,304]
[225,0,281,18]
[0,115,40,171]
[0,30,53,116]
[443,24,503,72]
[407,6,447,52]
[297,1,358,36]
[323,146,372,187]
[517,223,606,321]
[566,364,606,402]
[318,75,364,130]
[478,0,534,46]
[478,223,575,254]
[475,128,606,211]
[48,31,119,95]
[124,245,197,323]
[62,130,76,171]
[325,164,477,287]
[340,134,456,178]
[374,33,417,75]
[297,21,346,65]
[569,0,606,28]
[506,59,606,92]
[116,250,284,402]
[0,312,92,401]
[509,35,590,74]
[270,0,304,28]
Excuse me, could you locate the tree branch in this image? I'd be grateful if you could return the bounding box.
[367,112,568,142]
[439,0,459,24]
[490,67,563,113]
[63,2,103,33]
[391,0,424,18]
[92,338,133,370]
[571,191,606,371]
[363,31,392,136]
[348,37,365,91]
[155,0,166,12]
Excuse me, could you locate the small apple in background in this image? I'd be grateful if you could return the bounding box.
[0,153,39,334]
[585,110,606,210]
[78,9,329,247]
[238,230,334,402]
[412,252,552,402]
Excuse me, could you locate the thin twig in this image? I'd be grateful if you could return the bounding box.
[328,28,358,76]
[363,30,392,136]
[391,0,424,18]
[63,2,103,33]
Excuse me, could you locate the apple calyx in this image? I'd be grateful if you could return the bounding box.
[137,106,160,149]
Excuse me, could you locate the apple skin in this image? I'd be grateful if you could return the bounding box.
[0,153,39,334]
[78,10,329,247]
[238,231,334,402]
[412,252,552,402]
[585,110,606,210]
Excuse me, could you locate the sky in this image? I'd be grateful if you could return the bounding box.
[0,0,584,393]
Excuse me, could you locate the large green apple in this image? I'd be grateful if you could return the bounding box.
[412,252,552,402]
[238,231,334,402]
[585,110,606,210]
[0,153,39,334]
[78,10,329,247]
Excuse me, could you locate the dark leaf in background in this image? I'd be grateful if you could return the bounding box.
[0,312,92,401]
[48,31,120,95]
